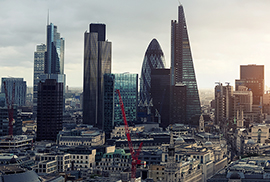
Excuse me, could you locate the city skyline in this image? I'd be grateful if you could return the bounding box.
[1,0,270,89]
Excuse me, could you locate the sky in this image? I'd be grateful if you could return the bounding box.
[0,0,270,90]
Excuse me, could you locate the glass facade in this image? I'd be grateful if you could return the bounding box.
[83,24,112,129]
[45,23,64,74]
[103,73,138,131]
[140,39,165,105]
[33,44,46,116]
[114,73,138,126]
[171,5,201,124]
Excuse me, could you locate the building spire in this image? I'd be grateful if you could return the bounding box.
[47,9,49,25]
[178,0,181,6]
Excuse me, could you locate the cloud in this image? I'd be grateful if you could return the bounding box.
[0,0,270,89]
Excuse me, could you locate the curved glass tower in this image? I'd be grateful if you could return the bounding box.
[140,38,166,105]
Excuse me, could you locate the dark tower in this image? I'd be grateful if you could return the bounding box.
[170,5,201,125]
[36,79,63,141]
[83,23,111,128]
[237,64,264,105]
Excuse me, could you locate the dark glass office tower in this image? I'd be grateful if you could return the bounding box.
[236,64,264,105]
[36,23,65,140]
[83,24,111,128]
[151,69,170,128]
[170,5,201,124]
[36,79,63,141]
[140,39,165,105]
[103,73,138,136]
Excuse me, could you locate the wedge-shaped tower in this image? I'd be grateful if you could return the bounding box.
[171,5,201,124]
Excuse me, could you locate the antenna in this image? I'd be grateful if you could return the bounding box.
[47,9,49,25]
[177,0,181,5]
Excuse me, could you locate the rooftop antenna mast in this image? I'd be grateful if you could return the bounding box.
[178,0,181,5]
[47,9,49,25]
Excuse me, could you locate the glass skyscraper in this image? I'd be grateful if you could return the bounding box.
[33,44,46,116]
[171,5,201,124]
[140,38,165,105]
[83,23,112,129]
[36,22,65,141]
[45,23,65,74]
[103,73,138,135]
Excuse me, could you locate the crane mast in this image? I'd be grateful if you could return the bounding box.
[116,89,143,181]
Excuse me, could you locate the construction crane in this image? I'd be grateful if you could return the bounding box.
[116,89,143,182]
[3,81,15,136]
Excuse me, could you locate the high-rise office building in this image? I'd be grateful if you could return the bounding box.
[1,78,27,107]
[236,64,264,105]
[36,22,65,140]
[170,5,201,124]
[33,44,46,116]
[214,83,234,126]
[83,23,112,128]
[45,23,65,75]
[103,73,138,135]
[36,79,63,141]
[151,69,170,128]
[140,38,165,105]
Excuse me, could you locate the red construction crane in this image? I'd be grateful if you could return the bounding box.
[116,89,143,181]
[3,81,15,136]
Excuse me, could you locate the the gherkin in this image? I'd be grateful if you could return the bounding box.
[140,39,166,105]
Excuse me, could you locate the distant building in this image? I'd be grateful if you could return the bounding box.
[236,64,264,105]
[208,156,270,182]
[83,23,111,129]
[36,79,63,141]
[1,77,27,107]
[214,83,234,126]
[33,44,46,117]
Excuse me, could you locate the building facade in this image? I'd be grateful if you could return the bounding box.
[151,69,170,128]
[83,23,112,129]
[170,5,201,125]
[103,73,138,135]
[1,77,27,107]
[140,38,166,106]
[36,79,63,141]
[236,64,264,105]
[33,44,46,116]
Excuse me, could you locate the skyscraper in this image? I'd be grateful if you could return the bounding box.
[45,23,65,74]
[36,22,65,141]
[36,79,63,141]
[33,44,46,116]
[140,38,165,105]
[103,73,138,137]
[83,23,111,128]
[170,5,201,125]
[236,64,264,105]
[151,69,170,128]
[1,78,27,107]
